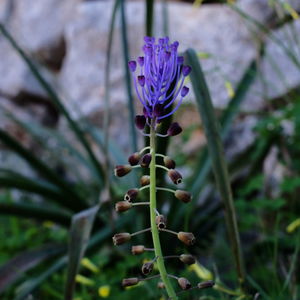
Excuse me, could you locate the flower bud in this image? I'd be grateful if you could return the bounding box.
[124,188,139,202]
[112,233,131,245]
[177,277,192,290]
[167,122,182,136]
[182,65,192,77]
[122,277,139,287]
[179,254,196,265]
[157,281,165,289]
[140,175,150,186]
[135,115,146,130]
[168,169,182,185]
[128,152,141,166]
[174,190,192,203]
[128,61,137,72]
[177,232,196,246]
[131,245,145,255]
[153,104,164,117]
[156,215,167,230]
[114,165,132,177]
[197,280,215,289]
[140,154,152,168]
[141,261,154,275]
[115,201,132,212]
[163,156,176,169]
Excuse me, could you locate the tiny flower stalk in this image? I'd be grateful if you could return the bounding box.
[113,37,214,300]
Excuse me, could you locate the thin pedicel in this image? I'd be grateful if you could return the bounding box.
[113,36,214,299]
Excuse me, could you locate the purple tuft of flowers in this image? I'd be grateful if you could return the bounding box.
[128,36,191,120]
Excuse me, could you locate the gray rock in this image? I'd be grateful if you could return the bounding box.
[243,19,300,111]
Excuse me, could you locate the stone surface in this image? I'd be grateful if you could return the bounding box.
[243,19,300,111]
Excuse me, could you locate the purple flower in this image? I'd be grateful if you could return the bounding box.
[128,36,191,120]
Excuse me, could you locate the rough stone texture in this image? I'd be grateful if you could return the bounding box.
[243,19,300,111]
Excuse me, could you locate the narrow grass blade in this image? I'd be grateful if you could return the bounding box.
[120,0,137,152]
[64,205,99,300]
[0,129,87,210]
[0,202,71,227]
[0,23,104,184]
[146,0,154,36]
[0,244,66,294]
[189,56,259,197]
[185,48,246,288]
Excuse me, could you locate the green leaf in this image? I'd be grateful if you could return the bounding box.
[0,129,87,211]
[0,244,66,294]
[120,0,137,152]
[0,23,104,185]
[185,48,245,287]
[64,206,99,300]
[0,201,71,226]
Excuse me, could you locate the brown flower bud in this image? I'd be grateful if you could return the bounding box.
[179,254,196,265]
[174,190,192,203]
[177,277,192,290]
[163,156,176,169]
[177,232,196,246]
[124,188,139,202]
[128,152,141,166]
[114,165,132,177]
[140,154,152,168]
[122,277,139,287]
[197,280,215,289]
[131,245,145,255]
[140,175,150,186]
[168,169,182,185]
[135,115,146,130]
[157,282,165,289]
[141,261,154,275]
[167,122,182,136]
[112,233,131,245]
[115,201,132,212]
[156,215,167,230]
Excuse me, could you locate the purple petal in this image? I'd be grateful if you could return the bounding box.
[128,61,137,72]
[182,65,192,76]
[177,56,184,65]
[138,75,145,87]
[138,56,144,67]
[181,86,189,97]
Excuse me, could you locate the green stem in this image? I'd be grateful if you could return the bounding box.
[150,121,178,300]
[156,187,175,194]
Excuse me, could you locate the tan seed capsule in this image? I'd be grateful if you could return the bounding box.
[177,232,196,246]
[131,245,145,255]
[124,188,139,202]
[163,156,176,169]
[115,201,132,212]
[157,281,165,289]
[114,165,132,177]
[140,175,150,186]
[155,215,167,230]
[179,254,196,265]
[197,280,215,289]
[177,277,192,290]
[112,233,131,245]
[140,153,152,168]
[141,262,153,275]
[122,277,139,287]
[174,190,192,203]
[168,169,182,185]
[167,122,182,136]
[128,152,141,166]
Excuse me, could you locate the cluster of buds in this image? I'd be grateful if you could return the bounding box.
[112,36,214,299]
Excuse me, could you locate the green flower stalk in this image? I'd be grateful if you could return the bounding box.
[113,37,214,299]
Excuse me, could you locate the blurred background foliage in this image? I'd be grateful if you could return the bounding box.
[0,0,300,299]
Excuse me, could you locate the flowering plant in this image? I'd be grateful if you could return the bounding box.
[113,37,214,299]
